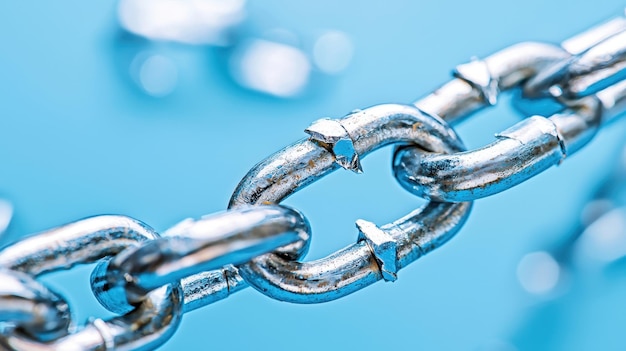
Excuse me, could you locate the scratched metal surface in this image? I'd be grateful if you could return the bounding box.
[1,1,625,350]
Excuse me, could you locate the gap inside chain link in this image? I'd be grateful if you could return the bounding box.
[281,146,427,260]
[0,7,624,349]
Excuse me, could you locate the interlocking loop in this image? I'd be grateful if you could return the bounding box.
[90,205,311,314]
[0,269,70,342]
[0,216,183,351]
[393,14,626,202]
[524,15,626,99]
[1,9,626,351]
[229,103,472,303]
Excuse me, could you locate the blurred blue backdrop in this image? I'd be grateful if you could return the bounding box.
[1,1,626,350]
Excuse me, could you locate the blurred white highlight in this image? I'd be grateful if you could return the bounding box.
[118,0,245,45]
[131,53,179,97]
[575,208,626,265]
[229,40,311,97]
[313,30,354,74]
[517,251,560,295]
[0,200,13,237]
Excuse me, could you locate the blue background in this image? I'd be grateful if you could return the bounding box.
[1,1,626,350]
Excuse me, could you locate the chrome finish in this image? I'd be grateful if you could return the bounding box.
[394,115,564,202]
[91,205,310,314]
[356,219,397,281]
[0,216,183,351]
[0,269,70,342]
[0,284,183,351]
[394,80,626,202]
[561,16,626,55]
[416,42,569,123]
[394,13,626,202]
[229,104,465,206]
[238,202,471,303]
[230,103,472,303]
[179,265,247,313]
[0,216,159,276]
[1,9,625,351]
[595,74,626,124]
[524,19,626,99]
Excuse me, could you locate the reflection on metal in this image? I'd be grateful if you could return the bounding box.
[130,53,179,97]
[118,0,245,46]
[0,200,12,239]
[313,30,354,75]
[228,39,312,98]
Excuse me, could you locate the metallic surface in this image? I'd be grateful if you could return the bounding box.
[91,205,310,313]
[415,42,569,123]
[0,216,183,351]
[237,202,471,303]
[229,103,472,302]
[1,7,625,351]
[0,284,182,351]
[0,215,159,276]
[395,81,626,202]
[0,269,70,342]
[178,265,247,313]
[229,103,465,206]
[393,14,626,202]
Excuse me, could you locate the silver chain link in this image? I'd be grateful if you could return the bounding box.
[1,9,625,351]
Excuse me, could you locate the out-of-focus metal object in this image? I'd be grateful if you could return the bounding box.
[491,139,626,351]
[118,0,245,46]
[116,0,249,98]
[228,39,312,98]
[115,0,355,98]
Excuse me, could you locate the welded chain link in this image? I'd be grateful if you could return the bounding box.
[0,10,625,351]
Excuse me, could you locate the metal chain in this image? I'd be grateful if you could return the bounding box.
[1,9,625,351]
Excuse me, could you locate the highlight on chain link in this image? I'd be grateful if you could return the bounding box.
[1,2,625,351]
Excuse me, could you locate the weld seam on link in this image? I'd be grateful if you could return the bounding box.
[1,8,626,351]
[454,59,499,105]
[231,104,470,303]
[356,219,398,282]
[305,118,362,172]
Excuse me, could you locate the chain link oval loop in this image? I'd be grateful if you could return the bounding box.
[229,103,471,303]
[523,14,626,99]
[393,14,626,202]
[0,8,625,350]
[90,205,311,314]
[0,216,184,351]
[0,269,70,342]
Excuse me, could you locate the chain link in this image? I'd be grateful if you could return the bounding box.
[1,9,625,350]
